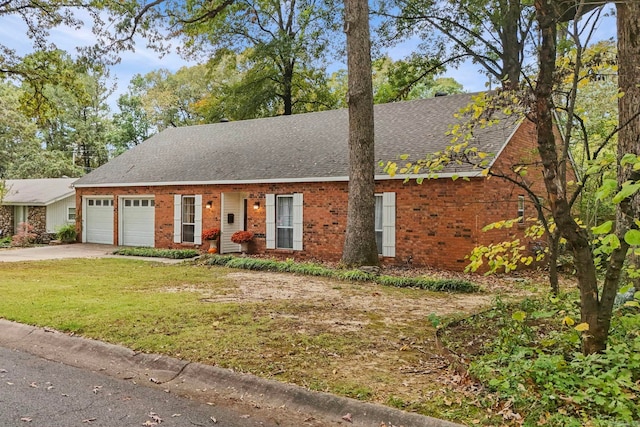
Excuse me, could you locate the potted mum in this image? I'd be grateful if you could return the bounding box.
[231,230,254,254]
[202,227,221,253]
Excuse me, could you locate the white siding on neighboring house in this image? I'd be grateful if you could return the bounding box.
[45,195,76,233]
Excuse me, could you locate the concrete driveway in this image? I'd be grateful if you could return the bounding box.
[0,244,117,262]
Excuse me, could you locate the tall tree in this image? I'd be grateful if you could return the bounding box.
[171,0,341,116]
[378,0,537,89]
[341,0,379,266]
[531,0,640,354]
[0,81,39,177]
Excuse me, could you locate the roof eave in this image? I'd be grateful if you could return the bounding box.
[73,171,486,189]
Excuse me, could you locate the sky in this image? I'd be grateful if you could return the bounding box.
[0,5,617,112]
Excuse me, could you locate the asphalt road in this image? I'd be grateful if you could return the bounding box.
[0,346,279,427]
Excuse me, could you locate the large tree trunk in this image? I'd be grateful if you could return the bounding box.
[499,0,524,89]
[341,0,379,266]
[533,0,640,354]
[617,1,640,291]
[533,0,621,355]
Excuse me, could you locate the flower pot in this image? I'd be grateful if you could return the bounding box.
[208,239,218,252]
[240,242,249,254]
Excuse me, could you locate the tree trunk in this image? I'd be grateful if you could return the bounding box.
[341,0,379,266]
[548,230,560,296]
[283,61,294,116]
[533,0,640,354]
[499,0,523,89]
[617,1,640,291]
[533,0,607,354]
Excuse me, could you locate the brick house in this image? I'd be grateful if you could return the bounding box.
[73,93,546,270]
[0,178,77,239]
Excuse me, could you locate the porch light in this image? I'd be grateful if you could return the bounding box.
[205,201,213,209]
[253,201,260,210]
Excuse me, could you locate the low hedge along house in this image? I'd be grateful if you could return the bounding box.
[73,93,547,270]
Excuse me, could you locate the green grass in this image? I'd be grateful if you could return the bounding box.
[0,257,486,424]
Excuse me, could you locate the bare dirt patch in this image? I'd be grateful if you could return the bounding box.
[159,267,545,420]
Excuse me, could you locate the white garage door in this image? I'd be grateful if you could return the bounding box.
[121,198,155,247]
[85,198,114,244]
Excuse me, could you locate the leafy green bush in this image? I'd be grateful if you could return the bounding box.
[56,224,77,243]
[467,294,640,425]
[377,275,479,293]
[113,247,199,259]
[201,255,479,293]
[0,236,11,248]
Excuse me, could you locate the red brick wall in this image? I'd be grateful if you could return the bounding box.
[75,121,548,271]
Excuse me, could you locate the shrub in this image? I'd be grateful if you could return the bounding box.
[0,236,11,248]
[467,295,640,425]
[200,255,480,294]
[11,222,37,247]
[113,247,199,259]
[56,224,77,243]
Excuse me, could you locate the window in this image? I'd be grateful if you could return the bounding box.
[276,195,294,249]
[67,207,76,222]
[375,192,396,257]
[517,195,525,224]
[375,195,383,254]
[182,196,196,243]
[173,195,202,245]
[266,193,303,250]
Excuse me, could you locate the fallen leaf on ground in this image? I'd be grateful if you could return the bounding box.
[341,413,353,423]
[20,418,32,422]
[82,418,97,423]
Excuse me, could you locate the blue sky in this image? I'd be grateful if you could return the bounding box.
[0,5,617,112]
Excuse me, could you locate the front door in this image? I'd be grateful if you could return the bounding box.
[13,206,28,234]
[220,193,246,253]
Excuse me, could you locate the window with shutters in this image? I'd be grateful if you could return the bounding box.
[182,196,196,243]
[276,195,294,249]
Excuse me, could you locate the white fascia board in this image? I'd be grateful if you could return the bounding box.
[73,171,485,189]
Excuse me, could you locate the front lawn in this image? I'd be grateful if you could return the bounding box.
[0,258,527,424]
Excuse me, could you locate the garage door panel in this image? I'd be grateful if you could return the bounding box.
[122,198,155,247]
[85,198,114,244]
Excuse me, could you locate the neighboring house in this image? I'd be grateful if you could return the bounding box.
[73,93,547,271]
[0,178,77,238]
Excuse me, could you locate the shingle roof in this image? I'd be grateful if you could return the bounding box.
[74,92,519,187]
[2,178,77,205]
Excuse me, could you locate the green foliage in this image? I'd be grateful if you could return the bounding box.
[468,294,640,425]
[466,217,549,274]
[56,224,77,243]
[203,255,479,293]
[0,236,11,248]
[112,247,199,259]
